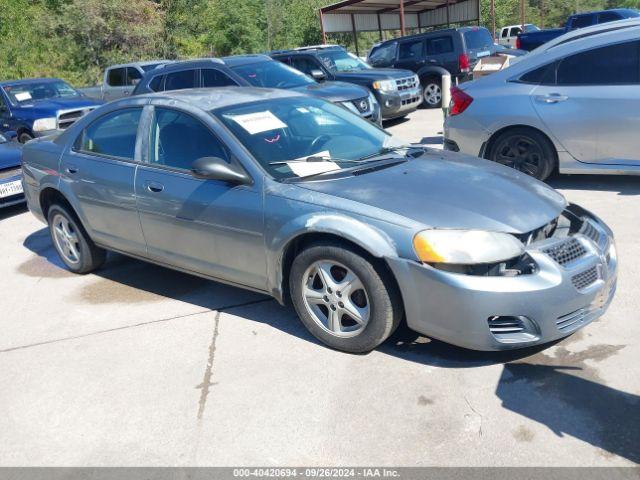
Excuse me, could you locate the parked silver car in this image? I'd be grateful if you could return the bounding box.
[444,19,640,180]
[21,88,617,352]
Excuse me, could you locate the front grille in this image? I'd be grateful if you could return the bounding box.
[396,76,418,91]
[572,266,599,291]
[401,96,421,106]
[57,107,96,130]
[556,308,587,332]
[0,166,21,180]
[543,238,587,266]
[352,97,371,114]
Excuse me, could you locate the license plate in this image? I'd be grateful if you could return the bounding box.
[477,50,491,58]
[0,180,23,198]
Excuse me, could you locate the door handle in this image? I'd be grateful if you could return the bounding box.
[428,59,438,64]
[535,94,569,104]
[66,165,78,174]
[145,181,164,193]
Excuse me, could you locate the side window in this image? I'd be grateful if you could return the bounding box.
[148,75,164,92]
[75,108,142,160]
[107,68,126,87]
[509,27,522,37]
[598,11,622,23]
[369,43,397,67]
[149,108,229,171]
[290,57,321,75]
[398,40,423,60]
[201,69,238,87]
[426,36,454,55]
[501,28,509,38]
[557,41,639,85]
[164,70,197,92]
[570,15,593,29]
[519,62,557,85]
[126,67,142,86]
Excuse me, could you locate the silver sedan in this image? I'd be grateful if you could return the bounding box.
[445,19,640,180]
[21,88,617,352]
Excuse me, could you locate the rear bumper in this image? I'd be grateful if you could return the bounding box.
[387,209,617,351]
[444,113,490,157]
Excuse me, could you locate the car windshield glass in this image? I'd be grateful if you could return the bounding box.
[463,29,493,50]
[317,50,370,72]
[141,63,164,72]
[231,61,315,89]
[524,24,540,32]
[214,97,404,181]
[3,80,80,105]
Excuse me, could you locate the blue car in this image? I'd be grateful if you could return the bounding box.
[0,131,24,208]
[0,78,103,143]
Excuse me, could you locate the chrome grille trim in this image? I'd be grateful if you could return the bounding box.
[556,308,587,332]
[542,237,587,266]
[572,266,600,291]
[56,107,98,130]
[395,76,418,91]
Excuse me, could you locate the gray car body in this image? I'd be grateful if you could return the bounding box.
[444,19,640,176]
[21,88,617,350]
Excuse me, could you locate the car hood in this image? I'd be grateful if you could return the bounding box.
[294,151,566,234]
[335,68,415,81]
[14,97,103,113]
[291,81,370,102]
[0,142,22,170]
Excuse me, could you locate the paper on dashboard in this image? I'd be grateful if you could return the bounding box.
[231,111,287,135]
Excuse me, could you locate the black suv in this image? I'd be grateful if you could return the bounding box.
[368,27,496,108]
[132,55,381,124]
[270,46,422,120]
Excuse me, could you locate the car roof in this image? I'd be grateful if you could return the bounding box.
[108,60,172,69]
[220,55,273,67]
[134,87,303,111]
[0,78,64,87]
[271,45,344,55]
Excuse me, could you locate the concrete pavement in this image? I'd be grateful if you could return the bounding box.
[0,108,638,466]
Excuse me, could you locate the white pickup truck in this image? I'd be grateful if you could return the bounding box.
[80,61,171,102]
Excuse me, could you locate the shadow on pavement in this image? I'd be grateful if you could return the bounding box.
[549,174,640,196]
[496,363,639,464]
[0,202,27,221]
[419,136,444,146]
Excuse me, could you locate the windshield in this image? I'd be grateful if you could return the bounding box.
[317,50,371,72]
[231,61,315,89]
[524,24,540,32]
[463,28,494,50]
[214,97,402,180]
[3,80,80,105]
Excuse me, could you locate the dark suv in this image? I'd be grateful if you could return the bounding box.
[132,55,381,124]
[270,46,422,120]
[367,27,496,108]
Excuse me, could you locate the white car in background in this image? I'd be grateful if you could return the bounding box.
[445,19,640,180]
[498,24,539,49]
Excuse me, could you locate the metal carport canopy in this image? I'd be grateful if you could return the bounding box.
[319,0,480,43]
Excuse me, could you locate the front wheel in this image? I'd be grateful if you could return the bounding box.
[289,242,403,353]
[487,128,556,181]
[422,77,442,109]
[19,131,34,144]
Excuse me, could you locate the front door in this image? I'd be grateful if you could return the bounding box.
[532,40,640,165]
[62,107,146,255]
[135,106,266,289]
[395,39,426,73]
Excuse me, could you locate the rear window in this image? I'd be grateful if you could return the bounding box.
[463,28,493,50]
[148,75,164,92]
[571,15,594,29]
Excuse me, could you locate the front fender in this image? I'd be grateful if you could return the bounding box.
[266,213,399,302]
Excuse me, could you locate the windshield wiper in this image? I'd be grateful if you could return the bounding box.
[357,145,423,161]
[283,157,407,183]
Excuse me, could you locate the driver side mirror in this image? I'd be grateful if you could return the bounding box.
[191,156,251,185]
[310,69,327,81]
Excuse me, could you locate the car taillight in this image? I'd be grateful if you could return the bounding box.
[450,86,473,116]
[516,37,522,50]
[459,53,470,73]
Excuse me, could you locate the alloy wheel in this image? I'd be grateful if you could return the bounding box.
[423,83,442,106]
[301,260,370,338]
[52,214,81,265]
[494,134,545,178]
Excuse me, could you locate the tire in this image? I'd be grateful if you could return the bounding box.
[19,131,34,144]
[422,76,442,109]
[289,241,403,353]
[47,204,106,274]
[487,127,556,181]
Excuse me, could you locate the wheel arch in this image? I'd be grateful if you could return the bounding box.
[416,66,449,83]
[484,124,559,168]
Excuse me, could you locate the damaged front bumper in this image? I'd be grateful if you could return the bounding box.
[387,205,618,351]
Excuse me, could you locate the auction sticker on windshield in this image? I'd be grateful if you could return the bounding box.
[14,92,32,102]
[231,111,287,135]
[0,180,23,198]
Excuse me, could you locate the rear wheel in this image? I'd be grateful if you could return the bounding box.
[422,76,442,109]
[289,242,403,353]
[48,204,106,274]
[18,131,34,144]
[487,128,556,181]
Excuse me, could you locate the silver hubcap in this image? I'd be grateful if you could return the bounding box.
[424,83,442,105]
[52,214,81,265]
[302,261,370,338]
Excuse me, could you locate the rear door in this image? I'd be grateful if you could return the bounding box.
[425,35,457,72]
[135,105,266,288]
[531,40,640,165]
[63,107,146,255]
